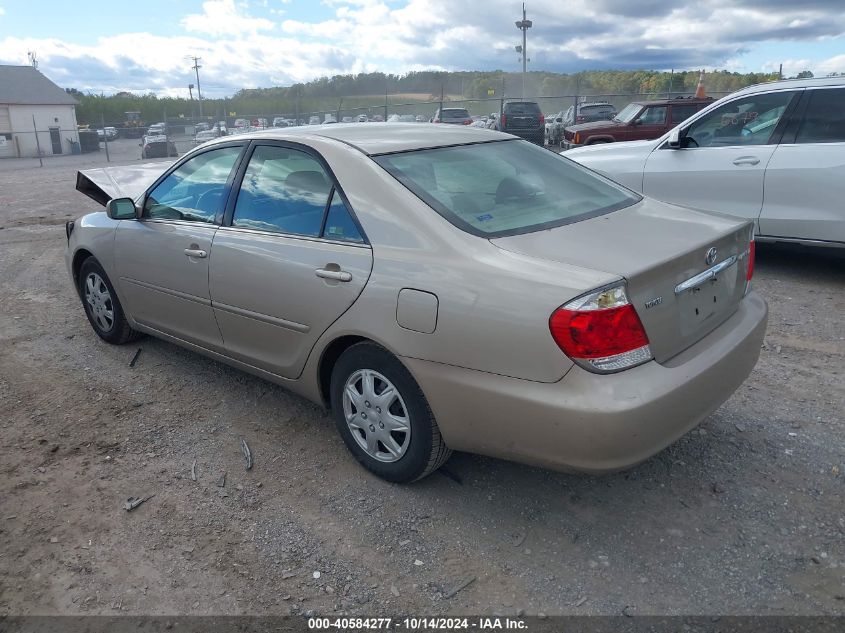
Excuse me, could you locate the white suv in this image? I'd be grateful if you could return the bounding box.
[567,77,845,247]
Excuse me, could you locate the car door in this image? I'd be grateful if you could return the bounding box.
[628,105,668,141]
[642,90,801,222]
[759,86,845,244]
[209,143,373,379]
[114,143,245,351]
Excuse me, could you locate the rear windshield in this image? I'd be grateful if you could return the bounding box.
[504,102,541,114]
[441,109,470,119]
[581,104,615,113]
[374,140,640,238]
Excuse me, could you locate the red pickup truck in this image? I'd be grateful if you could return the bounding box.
[561,96,713,149]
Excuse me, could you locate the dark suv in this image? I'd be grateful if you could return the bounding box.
[561,96,713,149]
[496,101,544,145]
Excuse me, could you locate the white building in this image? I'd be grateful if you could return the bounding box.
[0,65,80,158]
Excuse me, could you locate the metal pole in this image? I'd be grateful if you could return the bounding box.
[31,115,43,167]
[515,4,531,99]
[191,56,204,118]
[101,112,110,163]
[439,80,444,115]
[668,69,673,99]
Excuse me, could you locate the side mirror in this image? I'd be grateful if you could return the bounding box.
[667,128,682,149]
[106,197,138,220]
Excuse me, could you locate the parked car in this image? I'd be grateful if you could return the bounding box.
[341,116,354,123]
[272,117,287,128]
[494,101,544,144]
[324,114,337,124]
[356,114,369,123]
[432,108,472,125]
[566,76,845,247]
[70,124,766,482]
[561,96,712,149]
[194,122,210,133]
[194,129,221,145]
[233,118,250,129]
[547,102,617,144]
[140,133,178,159]
[146,123,167,136]
[309,116,321,125]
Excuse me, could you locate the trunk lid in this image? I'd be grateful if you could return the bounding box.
[491,199,753,363]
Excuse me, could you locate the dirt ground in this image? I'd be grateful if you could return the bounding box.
[0,145,843,618]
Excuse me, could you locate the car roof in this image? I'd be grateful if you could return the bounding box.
[212,123,512,155]
[629,97,714,107]
[730,75,845,96]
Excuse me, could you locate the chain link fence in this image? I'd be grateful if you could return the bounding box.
[3,90,732,167]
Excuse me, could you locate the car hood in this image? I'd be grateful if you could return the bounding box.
[565,119,625,133]
[76,162,173,207]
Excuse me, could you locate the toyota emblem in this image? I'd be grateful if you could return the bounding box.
[705,247,718,266]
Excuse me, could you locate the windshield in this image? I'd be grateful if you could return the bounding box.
[374,140,640,238]
[504,102,541,115]
[614,103,643,123]
[441,109,470,119]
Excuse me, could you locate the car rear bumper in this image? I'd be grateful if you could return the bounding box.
[403,290,768,474]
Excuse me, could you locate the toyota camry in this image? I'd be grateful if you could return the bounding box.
[67,124,767,482]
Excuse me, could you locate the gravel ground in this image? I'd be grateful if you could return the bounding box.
[0,147,843,617]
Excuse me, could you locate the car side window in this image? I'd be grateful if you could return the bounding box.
[684,91,796,148]
[670,104,700,124]
[637,106,667,125]
[323,189,364,243]
[796,88,845,144]
[143,146,241,222]
[232,145,332,237]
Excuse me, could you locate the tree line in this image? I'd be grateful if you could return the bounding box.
[67,68,787,126]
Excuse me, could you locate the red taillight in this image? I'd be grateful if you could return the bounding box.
[746,239,755,282]
[539,114,545,125]
[500,114,506,127]
[463,119,471,125]
[433,118,440,123]
[549,284,652,373]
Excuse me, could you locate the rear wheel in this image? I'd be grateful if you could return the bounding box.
[330,342,451,483]
[78,257,140,345]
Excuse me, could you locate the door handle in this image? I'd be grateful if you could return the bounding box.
[184,248,207,258]
[316,268,352,282]
[733,156,760,166]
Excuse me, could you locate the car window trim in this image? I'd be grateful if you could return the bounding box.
[214,224,372,248]
[223,139,370,245]
[138,141,250,226]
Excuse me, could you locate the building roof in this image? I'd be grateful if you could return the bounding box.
[0,65,78,106]
[232,123,511,155]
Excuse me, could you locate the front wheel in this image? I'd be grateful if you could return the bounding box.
[78,257,141,345]
[330,343,451,483]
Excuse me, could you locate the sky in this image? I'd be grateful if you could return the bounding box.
[0,0,844,97]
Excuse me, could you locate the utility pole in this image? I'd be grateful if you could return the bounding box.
[515,4,532,98]
[190,56,204,118]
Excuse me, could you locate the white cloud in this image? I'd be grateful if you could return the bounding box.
[1,0,844,96]
[182,0,275,37]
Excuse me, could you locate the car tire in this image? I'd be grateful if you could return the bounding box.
[78,257,141,345]
[330,342,451,483]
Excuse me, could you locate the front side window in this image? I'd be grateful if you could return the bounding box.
[143,146,242,222]
[375,139,640,238]
[796,88,845,144]
[684,91,797,148]
[637,106,667,125]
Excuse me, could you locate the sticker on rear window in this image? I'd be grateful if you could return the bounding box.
[476,213,494,222]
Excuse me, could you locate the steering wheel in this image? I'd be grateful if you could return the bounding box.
[195,187,225,214]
